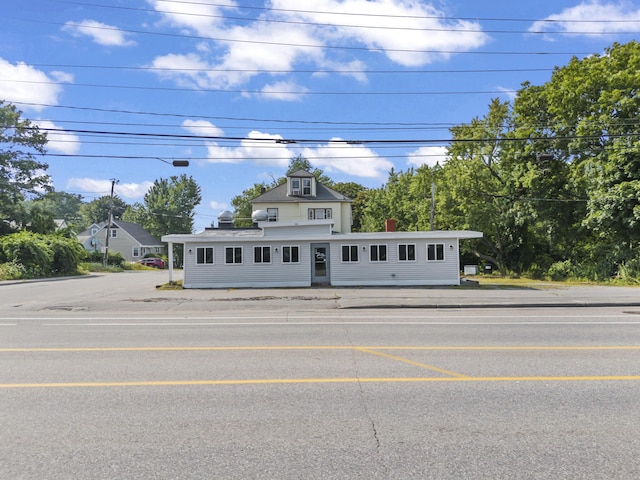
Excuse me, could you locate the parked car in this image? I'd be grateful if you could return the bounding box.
[138,258,166,269]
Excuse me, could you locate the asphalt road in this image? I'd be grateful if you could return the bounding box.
[1,272,640,479]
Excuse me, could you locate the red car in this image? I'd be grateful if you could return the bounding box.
[138,258,166,268]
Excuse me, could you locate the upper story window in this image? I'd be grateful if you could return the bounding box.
[302,178,312,195]
[90,227,98,235]
[291,178,301,195]
[110,229,117,238]
[289,176,313,196]
[267,208,278,222]
[308,208,332,220]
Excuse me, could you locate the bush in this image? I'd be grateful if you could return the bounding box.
[0,232,86,279]
[85,250,126,267]
[547,260,572,281]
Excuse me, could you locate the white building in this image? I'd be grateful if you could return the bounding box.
[163,218,482,289]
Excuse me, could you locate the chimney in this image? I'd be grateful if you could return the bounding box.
[385,219,396,232]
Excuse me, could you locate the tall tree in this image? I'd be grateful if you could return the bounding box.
[79,195,129,229]
[0,102,50,234]
[141,174,202,237]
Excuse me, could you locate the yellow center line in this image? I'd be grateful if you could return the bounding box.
[2,376,640,389]
[1,345,639,353]
[355,347,469,378]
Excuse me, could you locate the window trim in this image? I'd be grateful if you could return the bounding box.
[196,246,214,265]
[282,245,300,264]
[427,243,445,262]
[266,208,278,222]
[224,246,243,265]
[398,243,417,262]
[341,244,359,263]
[110,228,117,238]
[132,246,140,258]
[302,178,312,196]
[369,244,388,263]
[253,246,272,264]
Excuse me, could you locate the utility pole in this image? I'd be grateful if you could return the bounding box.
[103,178,119,266]
[430,182,435,231]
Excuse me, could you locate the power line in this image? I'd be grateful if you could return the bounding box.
[52,0,640,24]
[44,0,640,35]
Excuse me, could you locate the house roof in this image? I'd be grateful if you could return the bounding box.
[78,220,163,246]
[250,181,352,204]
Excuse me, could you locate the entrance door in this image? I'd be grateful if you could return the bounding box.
[311,243,330,285]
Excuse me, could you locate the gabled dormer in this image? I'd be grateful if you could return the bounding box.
[287,169,316,197]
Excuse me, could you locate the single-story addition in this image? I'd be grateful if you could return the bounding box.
[162,219,482,289]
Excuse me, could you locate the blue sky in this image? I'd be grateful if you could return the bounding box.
[3,0,640,231]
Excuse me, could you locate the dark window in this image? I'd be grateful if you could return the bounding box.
[427,243,445,261]
[254,246,271,264]
[341,245,359,262]
[370,245,387,262]
[282,246,299,263]
[225,247,242,264]
[399,244,416,262]
[196,247,214,264]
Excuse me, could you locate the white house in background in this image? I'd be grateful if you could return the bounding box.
[249,169,353,233]
[162,216,482,289]
[78,220,164,262]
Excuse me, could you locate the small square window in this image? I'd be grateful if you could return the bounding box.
[254,246,271,264]
[399,244,416,262]
[341,245,359,262]
[370,245,387,262]
[225,247,242,264]
[282,245,299,263]
[196,247,214,264]
[427,244,445,261]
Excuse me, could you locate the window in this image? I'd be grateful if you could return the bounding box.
[155,247,162,253]
[291,178,300,195]
[132,247,140,258]
[398,244,416,262]
[225,247,242,264]
[341,245,359,262]
[196,247,214,264]
[267,208,278,222]
[90,227,98,235]
[308,208,332,220]
[282,245,299,263]
[370,244,387,262]
[302,178,312,195]
[110,229,117,238]
[427,243,445,261]
[254,246,271,264]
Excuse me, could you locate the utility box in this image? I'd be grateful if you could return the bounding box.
[464,265,478,275]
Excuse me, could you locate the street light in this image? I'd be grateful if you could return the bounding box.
[156,157,190,167]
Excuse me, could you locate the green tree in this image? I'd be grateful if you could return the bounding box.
[331,182,369,231]
[0,102,50,234]
[31,191,84,226]
[79,195,129,229]
[141,174,202,237]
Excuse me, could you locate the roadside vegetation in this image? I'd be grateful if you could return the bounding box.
[2,42,640,285]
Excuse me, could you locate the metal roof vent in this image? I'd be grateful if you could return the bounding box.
[252,210,269,223]
[218,210,234,229]
[218,210,234,222]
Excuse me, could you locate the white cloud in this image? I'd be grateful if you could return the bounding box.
[66,178,153,199]
[205,131,292,166]
[32,120,81,155]
[63,20,135,46]
[300,139,394,178]
[529,1,640,37]
[258,80,309,101]
[182,119,224,137]
[270,0,489,66]
[147,0,488,95]
[147,0,237,36]
[0,58,70,110]
[407,146,448,168]
[209,200,228,211]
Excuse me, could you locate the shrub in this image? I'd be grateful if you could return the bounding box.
[85,250,125,267]
[0,231,53,277]
[547,260,572,281]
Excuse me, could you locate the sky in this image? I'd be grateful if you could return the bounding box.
[3,0,640,231]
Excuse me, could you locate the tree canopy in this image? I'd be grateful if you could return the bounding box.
[0,101,51,234]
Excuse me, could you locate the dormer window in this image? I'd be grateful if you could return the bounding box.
[302,178,312,196]
[291,178,300,195]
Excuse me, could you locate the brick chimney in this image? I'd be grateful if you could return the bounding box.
[385,219,396,232]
